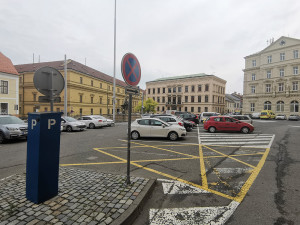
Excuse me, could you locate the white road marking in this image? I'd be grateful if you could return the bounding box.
[160,180,209,194]
[149,201,240,225]
[288,125,300,128]
[207,168,252,174]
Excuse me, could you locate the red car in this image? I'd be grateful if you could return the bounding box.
[203,116,254,134]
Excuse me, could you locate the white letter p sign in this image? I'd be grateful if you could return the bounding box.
[48,119,56,130]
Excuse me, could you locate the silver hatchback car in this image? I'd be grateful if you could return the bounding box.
[0,115,28,143]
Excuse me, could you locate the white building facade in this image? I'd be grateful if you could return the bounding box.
[243,36,300,116]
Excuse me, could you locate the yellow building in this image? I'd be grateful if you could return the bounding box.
[0,52,19,115]
[15,60,142,117]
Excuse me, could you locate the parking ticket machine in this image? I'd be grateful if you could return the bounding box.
[26,112,62,204]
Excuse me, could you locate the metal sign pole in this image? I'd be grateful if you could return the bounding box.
[126,93,132,185]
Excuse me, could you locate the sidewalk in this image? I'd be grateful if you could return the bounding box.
[0,167,155,225]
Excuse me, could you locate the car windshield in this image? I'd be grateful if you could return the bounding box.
[64,117,78,122]
[0,116,25,125]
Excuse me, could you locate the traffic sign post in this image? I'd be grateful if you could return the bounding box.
[33,66,64,112]
[121,53,141,185]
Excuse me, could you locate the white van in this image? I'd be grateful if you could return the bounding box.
[200,112,218,123]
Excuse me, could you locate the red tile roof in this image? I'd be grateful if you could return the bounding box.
[0,52,19,75]
[14,60,127,87]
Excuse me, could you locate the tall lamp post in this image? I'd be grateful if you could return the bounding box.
[113,0,117,122]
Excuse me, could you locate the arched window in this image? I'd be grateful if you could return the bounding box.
[276,101,284,112]
[264,101,272,110]
[290,101,299,112]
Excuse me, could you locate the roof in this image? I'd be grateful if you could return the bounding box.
[226,93,242,102]
[0,52,19,75]
[147,73,222,83]
[14,59,127,87]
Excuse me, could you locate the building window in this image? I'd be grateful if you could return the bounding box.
[80,108,82,114]
[277,101,284,112]
[148,89,150,94]
[44,107,48,112]
[80,77,83,84]
[191,107,194,112]
[293,66,298,75]
[191,85,195,92]
[157,97,160,103]
[168,87,172,93]
[185,96,188,102]
[91,108,93,115]
[205,95,208,102]
[163,88,165,93]
[100,83,102,88]
[91,97,94,103]
[267,71,271,79]
[267,56,272,64]
[292,82,298,91]
[251,73,256,81]
[80,95,83,103]
[198,85,202,92]
[205,107,208,112]
[100,108,102,114]
[100,97,102,104]
[198,107,201,112]
[198,96,201,102]
[153,97,155,101]
[157,106,160,112]
[280,69,284,77]
[205,84,209,92]
[264,101,272,110]
[162,106,165,111]
[185,86,188,92]
[290,101,299,112]
[33,93,37,102]
[168,97,171,103]
[173,87,176,93]
[184,107,188,112]
[178,86,182,92]
[0,80,8,94]
[252,59,256,67]
[278,83,284,92]
[91,80,93,86]
[117,88,120,93]
[266,84,271,93]
[153,88,155,94]
[157,88,160,94]
[191,96,194,102]
[162,97,165,103]
[294,50,298,59]
[250,103,255,112]
[280,53,285,61]
[251,85,256,93]
[178,96,181,104]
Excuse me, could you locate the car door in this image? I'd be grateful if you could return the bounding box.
[213,117,226,130]
[137,119,151,137]
[81,117,92,126]
[150,119,167,137]
[224,117,239,131]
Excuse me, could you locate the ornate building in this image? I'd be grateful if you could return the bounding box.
[243,36,300,115]
[146,73,226,114]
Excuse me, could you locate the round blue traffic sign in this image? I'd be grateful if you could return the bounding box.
[121,53,141,86]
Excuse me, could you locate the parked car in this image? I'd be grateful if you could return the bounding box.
[179,113,199,124]
[154,115,193,132]
[288,114,300,121]
[200,112,218,123]
[251,112,261,119]
[61,116,87,132]
[0,115,28,143]
[130,118,187,141]
[78,115,107,128]
[94,115,115,127]
[203,116,254,134]
[275,114,287,120]
[230,115,253,124]
[260,110,275,119]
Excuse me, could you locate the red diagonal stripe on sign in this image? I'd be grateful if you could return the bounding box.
[126,58,138,81]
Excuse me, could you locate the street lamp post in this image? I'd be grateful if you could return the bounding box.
[113,0,117,122]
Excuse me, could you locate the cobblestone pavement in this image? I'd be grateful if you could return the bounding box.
[0,168,152,225]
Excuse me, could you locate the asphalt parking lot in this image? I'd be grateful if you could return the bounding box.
[1,119,299,224]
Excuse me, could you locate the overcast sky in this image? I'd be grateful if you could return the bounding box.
[1,0,300,93]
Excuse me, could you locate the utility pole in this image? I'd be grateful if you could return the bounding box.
[113,0,117,122]
[64,55,67,115]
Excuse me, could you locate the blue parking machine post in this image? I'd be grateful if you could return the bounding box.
[26,112,62,204]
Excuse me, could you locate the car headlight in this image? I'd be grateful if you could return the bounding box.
[6,127,19,131]
[180,128,186,131]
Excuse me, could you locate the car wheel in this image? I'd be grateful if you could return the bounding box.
[241,127,250,134]
[89,123,95,129]
[131,131,140,140]
[66,126,72,132]
[208,126,216,133]
[187,127,192,132]
[0,132,6,144]
[168,132,178,141]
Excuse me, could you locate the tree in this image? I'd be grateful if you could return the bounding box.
[135,98,158,113]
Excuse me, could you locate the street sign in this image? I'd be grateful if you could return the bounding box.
[121,53,141,86]
[38,96,61,103]
[34,66,64,97]
[125,86,140,95]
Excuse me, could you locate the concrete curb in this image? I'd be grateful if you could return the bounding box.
[112,179,156,225]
